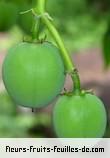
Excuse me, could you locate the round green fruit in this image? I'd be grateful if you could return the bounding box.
[0,2,18,31]
[2,42,65,108]
[53,93,107,138]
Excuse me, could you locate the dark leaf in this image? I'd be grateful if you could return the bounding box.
[102,24,110,68]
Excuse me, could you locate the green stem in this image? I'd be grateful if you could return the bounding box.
[71,69,81,94]
[32,18,41,40]
[35,0,45,13]
[40,16,74,71]
[34,0,81,93]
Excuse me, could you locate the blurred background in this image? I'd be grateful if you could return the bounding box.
[0,0,110,137]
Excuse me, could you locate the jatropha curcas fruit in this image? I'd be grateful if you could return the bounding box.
[2,42,65,108]
[53,93,107,138]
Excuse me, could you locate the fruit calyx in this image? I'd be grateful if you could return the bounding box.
[60,89,94,97]
[22,36,47,44]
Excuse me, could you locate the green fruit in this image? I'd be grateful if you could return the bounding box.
[0,91,16,116]
[2,42,65,108]
[53,93,107,138]
[0,2,18,31]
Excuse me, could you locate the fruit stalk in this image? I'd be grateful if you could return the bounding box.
[35,0,81,93]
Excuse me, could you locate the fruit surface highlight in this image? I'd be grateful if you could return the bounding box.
[53,93,107,138]
[2,42,65,108]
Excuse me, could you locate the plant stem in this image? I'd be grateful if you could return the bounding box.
[71,69,81,94]
[34,0,81,93]
[35,0,45,13]
[35,2,73,72]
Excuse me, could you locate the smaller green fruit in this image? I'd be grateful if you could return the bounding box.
[53,93,107,138]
